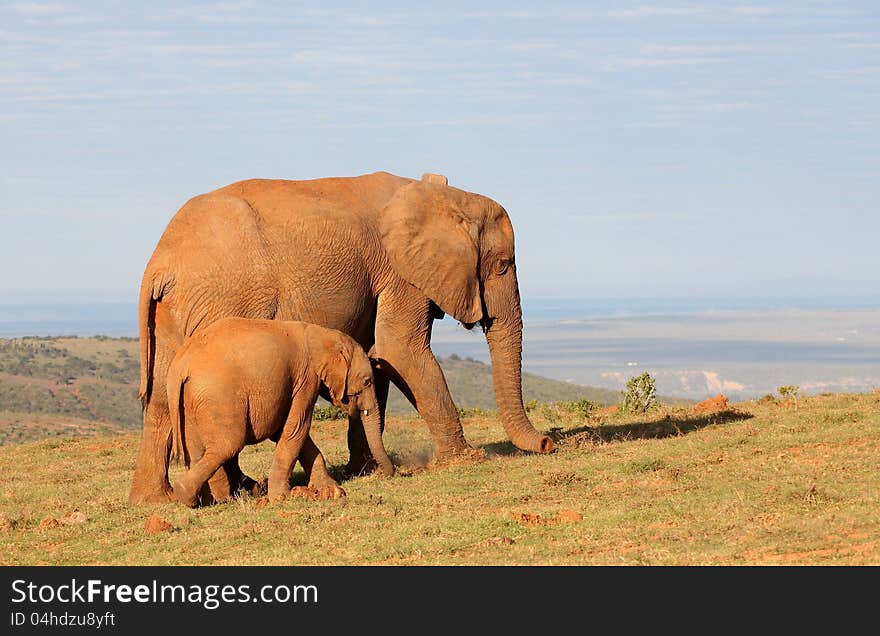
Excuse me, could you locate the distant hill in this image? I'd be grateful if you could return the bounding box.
[0,336,620,445]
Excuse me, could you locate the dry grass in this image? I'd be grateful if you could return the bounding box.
[1,392,878,565]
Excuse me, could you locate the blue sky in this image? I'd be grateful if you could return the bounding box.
[1,1,878,304]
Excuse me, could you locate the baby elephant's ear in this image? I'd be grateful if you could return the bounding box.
[325,340,351,403]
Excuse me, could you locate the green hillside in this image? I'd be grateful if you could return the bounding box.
[0,336,619,445]
[2,393,879,565]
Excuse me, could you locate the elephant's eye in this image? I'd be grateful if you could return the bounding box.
[364,377,372,388]
[493,259,510,276]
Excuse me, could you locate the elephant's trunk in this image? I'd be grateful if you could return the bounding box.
[485,309,556,454]
[362,409,395,477]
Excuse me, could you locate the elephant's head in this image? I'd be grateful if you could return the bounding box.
[378,173,555,454]
[306,326,394,476]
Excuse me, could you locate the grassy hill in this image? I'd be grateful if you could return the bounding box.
[0,392,877,565]
[0,336,623,444]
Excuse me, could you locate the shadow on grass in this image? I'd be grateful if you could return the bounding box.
[480,409,754,457]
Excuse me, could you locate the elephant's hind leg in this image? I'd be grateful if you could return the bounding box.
[130,398,175,504]
[173,446,241,508]
[202,455,254,503]
[171,407,245,507]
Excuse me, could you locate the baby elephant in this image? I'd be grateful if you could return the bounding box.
[166,317,393,506]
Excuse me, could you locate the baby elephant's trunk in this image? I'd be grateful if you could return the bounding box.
[362,409,394,477]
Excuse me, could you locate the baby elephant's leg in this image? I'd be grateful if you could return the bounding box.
[299,435,345,500]
[172,407,245,507]
[174,446,241,507]
[268,413,311,500]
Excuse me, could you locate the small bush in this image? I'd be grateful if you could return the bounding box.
[566,398,596,418]
[536,398,596,423]
[621,372,658,414]
[777,385,800,410]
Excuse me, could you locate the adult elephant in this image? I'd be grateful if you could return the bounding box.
[130,171,555,504]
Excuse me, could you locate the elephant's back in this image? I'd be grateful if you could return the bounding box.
[214,172,410,223]
[184,318,299,380]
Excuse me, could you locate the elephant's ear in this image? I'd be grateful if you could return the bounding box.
[324,338,351,403]
[378,179,483,323]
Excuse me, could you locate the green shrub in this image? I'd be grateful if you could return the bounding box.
[536,398,596,423]
[621,372,658,414]
[777,385,800,410]
[567,398,596,417]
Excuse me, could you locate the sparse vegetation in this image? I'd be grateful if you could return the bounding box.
[621,372,658,414]
[536,399,596,424]
[1,392,878,565]
[777,385,800,411]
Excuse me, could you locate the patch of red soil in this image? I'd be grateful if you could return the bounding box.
[692,394,731,415]
[144,514,173,534]
[0,512,13,531]
[512,512,547,526]
[39,516,61,530]
[596,405,619,416]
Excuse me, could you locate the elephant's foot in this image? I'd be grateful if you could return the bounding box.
[312,484,346,500]
[309,471,345,499]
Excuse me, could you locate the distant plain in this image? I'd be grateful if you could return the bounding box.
[2,298,879,401]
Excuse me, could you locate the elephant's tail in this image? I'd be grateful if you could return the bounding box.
[166,353,189,465]
[138,267,173,407]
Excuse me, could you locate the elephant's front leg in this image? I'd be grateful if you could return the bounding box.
[372,294,475,463]
[298,435,345,500]
[268,392,324,500]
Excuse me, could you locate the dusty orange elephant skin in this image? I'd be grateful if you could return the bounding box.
[167,318,393,507]
[131,171,554,504]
